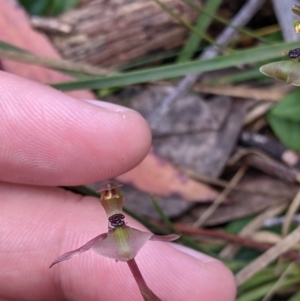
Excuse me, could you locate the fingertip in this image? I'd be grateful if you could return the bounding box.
[0,72,152,185]
[170,243,236,301]
[138,242,236,301]
[203,260,237,301]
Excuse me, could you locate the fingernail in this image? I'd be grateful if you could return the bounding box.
[169,243,220,263]
[82,99,137,114]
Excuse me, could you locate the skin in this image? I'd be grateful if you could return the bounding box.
[0,71,236,301]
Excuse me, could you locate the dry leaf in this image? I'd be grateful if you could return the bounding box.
[117,149,218,201]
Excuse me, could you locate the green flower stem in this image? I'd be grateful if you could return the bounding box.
[127,258,162,301]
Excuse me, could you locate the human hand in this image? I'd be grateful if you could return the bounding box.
[0,71,236,301]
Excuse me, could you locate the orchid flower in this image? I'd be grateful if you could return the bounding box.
[50,182,180,301]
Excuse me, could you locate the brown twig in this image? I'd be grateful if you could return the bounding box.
[169,222,300,262]
[192,165,248,227]
[193,84,286,101]
[31,16,72,34]
[240,131,300,168]
[243,154,300,183]
[151,221,300,262]
[243,102,274,126]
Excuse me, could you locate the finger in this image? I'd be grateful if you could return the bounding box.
[0,71,151,185]
[0,182,236,301]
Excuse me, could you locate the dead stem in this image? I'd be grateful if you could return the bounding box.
[151,220,300,262]
[193,164,248,227]
[0,49,114,76]
[235,225,300,285]
[127,258,162,301]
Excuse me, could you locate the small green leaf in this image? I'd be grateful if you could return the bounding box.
[18,0,79,16]
[225,216,254,235]
[51,0,79,15]
[267,114,300,151]
[267,90,300,150]
[260,60,300,86]
[269,89,300,121]
[19,0,49,15]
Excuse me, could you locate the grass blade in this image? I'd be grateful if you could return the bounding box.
[52,41,300,91]
[153,0,224,50]
[177,0,223,62]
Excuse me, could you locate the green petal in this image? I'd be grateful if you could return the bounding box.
[260,60,300,86]
[92,226,152,261]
